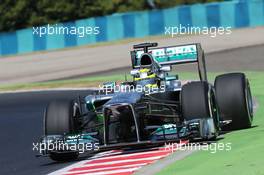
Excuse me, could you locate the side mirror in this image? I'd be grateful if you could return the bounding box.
[160,65,171,72]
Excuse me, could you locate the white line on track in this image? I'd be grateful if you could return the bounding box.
[87,149,170,161]
[67,167,139,175]
[77,155,163,168]
[49,141,189,175]
[63,163,146,174]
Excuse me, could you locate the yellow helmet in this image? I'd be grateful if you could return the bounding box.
[134,68,156,81]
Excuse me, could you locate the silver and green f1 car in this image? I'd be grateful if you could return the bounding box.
[39,42,253,161]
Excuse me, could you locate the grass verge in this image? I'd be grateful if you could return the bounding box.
[0,72,261,92]
[157,72,264,175]
[0,71,199,91]
[0,74,130,91]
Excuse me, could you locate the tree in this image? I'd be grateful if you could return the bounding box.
[0,0,222,32]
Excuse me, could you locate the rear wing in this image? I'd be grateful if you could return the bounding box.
[130,43,207,81]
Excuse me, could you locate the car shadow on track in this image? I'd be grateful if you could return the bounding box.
[39,154,94,166]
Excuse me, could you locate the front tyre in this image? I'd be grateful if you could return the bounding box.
[44,100,79,161]
[181,81,218,121]
[181,81,219,139]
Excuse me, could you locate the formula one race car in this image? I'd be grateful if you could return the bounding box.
[39,42,253,161]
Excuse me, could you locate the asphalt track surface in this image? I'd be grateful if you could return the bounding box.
[62,44,264,81]
[0,90,95,175]
[0,45,263,175]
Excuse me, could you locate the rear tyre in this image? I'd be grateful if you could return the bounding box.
[214,73,253,130]
[44,100,79,161]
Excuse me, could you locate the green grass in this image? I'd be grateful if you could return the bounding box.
[0,71,261,92]
[0,71,200,91]
[0,74,131,91]
[157,72,264,175]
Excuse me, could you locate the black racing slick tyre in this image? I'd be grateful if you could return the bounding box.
[44,100,79,161]
[181,81,219,140]
[181,81,217,121]
[44,100,76,135]
[215,73,253,130]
